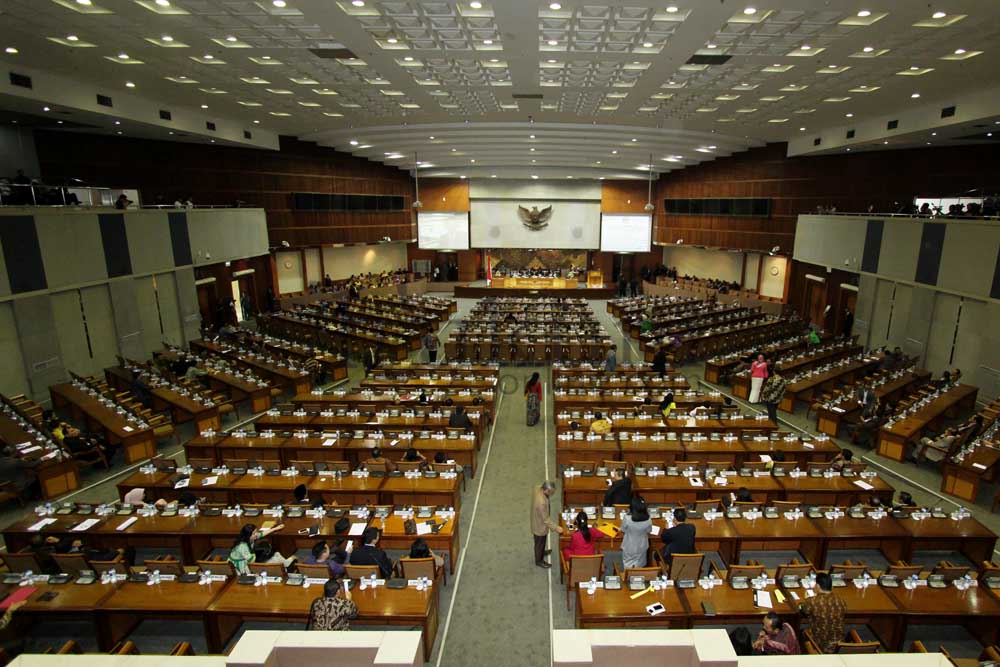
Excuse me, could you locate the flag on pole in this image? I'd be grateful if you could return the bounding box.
[486,252,493,284]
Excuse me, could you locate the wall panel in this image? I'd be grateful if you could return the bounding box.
[0,303,29,398]
[276,251,305,294]
[81,285,120,373]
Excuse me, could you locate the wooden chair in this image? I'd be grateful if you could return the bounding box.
[296,563,336,579]
[613,565,663,582]
[886,561,923,579]
[394,460,423,472]
[734,501,762,512]
[252,459,282,473]
[601,460,628,474]
[836,630,880,654]
[693,499,720,513]
[362,460,387,474]
[170,642,195,656]
[248,561,286,578]
[931,561,970,582]
[981,646,1000,662]
[830,561,869,579]
[110,641,140,655]
[399,555,446,586]
[979,560,1000,578]
[776,560,815,580]
[322,460,352,472]
[89,555,127,575]
[909,640,927,653]
[710,560,765,584]
[0,550,43,574]
[0,481,23,508]
[559,553,604,609]
[188,457,216,469]
[665,552,703,581]
[196,558,236,577]
[741,461,768,472]
[567,460,596,473]
[344,564,381,580]
[638,460,666,470]
[144,557,185,576]
[55,640,83,654]
[53,552,90,577]
[771,500,802,511]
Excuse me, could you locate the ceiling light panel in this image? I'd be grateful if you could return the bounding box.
[538,5,688,54]
[51,0,111,13]
[350,2,502,52]
[132,0,189,14]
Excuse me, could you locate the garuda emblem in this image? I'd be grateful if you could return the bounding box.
[518,205,553,230]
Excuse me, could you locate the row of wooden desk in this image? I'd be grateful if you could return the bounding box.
[878,384,980,462]
[644,317,797,363]
[11,575,438,658]
[0,407,81,499]
[49,382,157,464]
[4,502,461,576]
[816,368,932,437]
[702,333,823,384]
[262,313,411,361]
[114,468,463,513]
[556,508,996,572]
[190,339,315,395]
[574,575,1000,653]
[555,431,839,467]
[730,342,862,399]
[561,470,893,507]
[103,365,222,434]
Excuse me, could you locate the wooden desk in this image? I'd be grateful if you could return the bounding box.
[0,412,80,499]
[379,475,461,512]
[371,513,459,575]
[557,437,623,468]
[884,583,1000,650]
[815,369,931,437]
[101,579,228,651]
[777,473,894,506]
[877,384,979,462]
[309,474,385,505]
[50,382,156,464]
[575,585,687,628]
[809,513,910,567]
[901,514,998,564]
[811,581,902,650]
[779,356,881,413]
[191,339,314,395]
[493,277,572,289]
[203,368,274,413]
[941,446,1000,503]
[205,579,439,660]
[729,514,824,565]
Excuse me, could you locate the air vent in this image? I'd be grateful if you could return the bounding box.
[813,137,822,146]
[512,93,544,100]
[159,109,172,121]
[97,94,113,108]
[887,119,898,130]
[686,54,732,65]
[308,48,358,60]
[10,72,32,89]
[941,105,956,118]
[846,129,855,139]
[206,121,216,131]
[243,130,252,139]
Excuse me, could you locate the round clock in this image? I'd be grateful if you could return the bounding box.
[769,266,780,276]
[284,260,293,269]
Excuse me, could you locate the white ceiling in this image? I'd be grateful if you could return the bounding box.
[1,0,999,178]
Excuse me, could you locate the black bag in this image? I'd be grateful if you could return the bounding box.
[334,517,350,533]
[403,519,417,535]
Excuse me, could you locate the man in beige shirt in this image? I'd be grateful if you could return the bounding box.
[532,481,563,568]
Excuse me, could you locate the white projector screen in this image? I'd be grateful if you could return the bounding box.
[470,200,601,249]
[600,213,652,252]
[417,211,470,250]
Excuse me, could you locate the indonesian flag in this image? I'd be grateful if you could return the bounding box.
[486,252,493,284]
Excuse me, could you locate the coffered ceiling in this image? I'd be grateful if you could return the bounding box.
[1,0,998,178]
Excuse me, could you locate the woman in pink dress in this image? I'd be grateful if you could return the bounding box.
[748,354,769,403]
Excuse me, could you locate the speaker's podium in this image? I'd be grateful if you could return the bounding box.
[586,271,604,288]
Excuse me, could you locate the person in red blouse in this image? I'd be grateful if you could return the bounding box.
[749,354,769,403]
[561,511,604,562]
[525,372,543,426]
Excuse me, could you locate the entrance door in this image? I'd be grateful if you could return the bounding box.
[804,280,826,328]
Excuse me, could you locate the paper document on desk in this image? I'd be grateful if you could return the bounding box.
[20,445,42,455]
[852,480,874,491]
[972,463,987,471]
[116,517,139,532]
[321,438,337,447]
[174,478,190,489]
[689,477,704,487]
[759,454,772,463]
[71,518,100,532]
[201,475,219,486]
[348,522,366,536]
[754,590,773,609]
[28,518,57,532]
[650,525,661,537]
[123,426,134,432]
[415,522,433,536]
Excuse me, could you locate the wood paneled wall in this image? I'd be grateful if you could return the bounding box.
[654,141,1000,253]
[34,132,415,248]
[599,180,663,284]
[406,179,475,278]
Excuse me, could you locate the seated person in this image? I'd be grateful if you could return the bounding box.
[290,483,310,505]
[660,508,695,565]
[401,446,426,467]
[733,487,754,503]
[448,405,473,429]
[433,451,463,474]
[603,467,631,506]
[829,448,853,471]
[123,487,168,509]
[349,527,393,578]
[589,411,612,435]
[916,427,958,463]
[892,491,917,511]
[561,511,603,562]
[659,393,676,418]
[753,611,800,655]
[301,540,347,579]
[307,578,357,631]
[409,537,445,569]
[362,446,394,472]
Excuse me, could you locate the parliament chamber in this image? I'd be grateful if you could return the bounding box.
[3,2,1000,666]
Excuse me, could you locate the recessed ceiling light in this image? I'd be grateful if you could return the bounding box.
[203,54,214,59]
[743,7,757,15]
[666,5,678,12]
[161,35,173,42]
[911,92,920,98]
[200,104,208,108]
[857,10,871,17]
[4,47,18,54]
[43,106,50,111]
[76,0,91,5]
[954,48,967,55]
[66,35,79,41]
[611,150,618,154]
[845,113,854,117]
[531,175,539,179]
[643,42,653,48]
[352,0,364,6]
[125,81,135,87]
[800,44,811,50]
[799,127,805,131]
[932,11,946,19]
[272,0,286,7]
[529,134,535,138]
[226,36,237,42]
[862,46,874,53]
[547,39,558,46]
[386,37,398,44]
[349,139,359,145]
[706,44,717,49]
[155,0,170,6]
[483,39,493,45]
[253,119,260,123]
[470,1,482,8]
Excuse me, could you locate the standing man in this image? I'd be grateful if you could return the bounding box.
[798,572,847,653]
[422,330,439,364]
[760,363,788,423]
[660,507,696,567]
[604,346,617,372]
[531,481,563,568]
